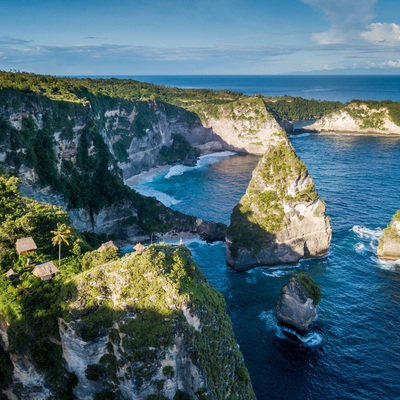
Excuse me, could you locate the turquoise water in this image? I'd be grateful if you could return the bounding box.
[131,134,400,399]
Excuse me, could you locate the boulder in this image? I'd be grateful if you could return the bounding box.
[275,273,320,332]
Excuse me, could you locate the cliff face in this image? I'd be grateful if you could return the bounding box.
[0,87,281,239]
[304,102,400,134]
[226,130,331,271]
[1,245,255,399]
[198,97,284,155]
[378,210,400,260]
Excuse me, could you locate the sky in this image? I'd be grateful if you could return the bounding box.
[0,0,399,75]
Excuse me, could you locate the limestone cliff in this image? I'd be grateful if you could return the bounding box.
[226,130,331,271]
[304,101,400,134]
[1,245,255,399]
[377,210,400,260]
[0,79,283,240]
[196,97,284,155]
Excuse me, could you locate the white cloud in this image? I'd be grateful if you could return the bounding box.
[366,59,400,68]
[302,0,376,44]
[361,23,400,45]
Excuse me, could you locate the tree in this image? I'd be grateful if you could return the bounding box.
[51,223,71,266]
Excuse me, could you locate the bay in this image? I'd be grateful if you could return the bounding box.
[127,75,400,399]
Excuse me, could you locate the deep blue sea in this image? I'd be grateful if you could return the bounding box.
[127,75,400,102]
[127,76,400,399]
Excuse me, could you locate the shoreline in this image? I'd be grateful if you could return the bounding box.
[291,130,400,137]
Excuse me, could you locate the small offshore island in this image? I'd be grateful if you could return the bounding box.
[0,71,399,399]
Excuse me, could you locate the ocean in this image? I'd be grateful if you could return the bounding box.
[127,75,400,103]
[127,76,400,399]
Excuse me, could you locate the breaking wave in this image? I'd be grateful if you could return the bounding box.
[133,187,180,207]
[165,151,236,179]
[258,310,323,347]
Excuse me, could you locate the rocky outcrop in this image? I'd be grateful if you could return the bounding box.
[275,273,320,332]
[378,210,400,260]
[0,319,50,400]
[304,102,400,134]
[226,130,331,271]
[60,244,254,399]
[1,245,254,399]
[202,97,283,155]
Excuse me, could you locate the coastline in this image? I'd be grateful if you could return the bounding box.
[292,130,400,137]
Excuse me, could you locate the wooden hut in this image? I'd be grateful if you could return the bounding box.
[97,241,118,253]
[5,268,18,280]
[32,261,59,281]
[16,237,37,254]
[134,242,146,255]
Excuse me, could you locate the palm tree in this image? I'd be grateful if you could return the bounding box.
[51,223,71,266]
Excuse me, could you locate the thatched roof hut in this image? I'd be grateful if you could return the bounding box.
[134,242,146,255]
[97,241,118,253]
[32,261,59,281]
[16,237,37,254]
[5,268,18,280]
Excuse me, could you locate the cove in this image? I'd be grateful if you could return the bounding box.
[130,133,400,400]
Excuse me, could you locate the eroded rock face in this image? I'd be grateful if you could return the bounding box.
[304,102,400,134]
[226,131,331,271]
[275,275,318,332]
[378,211,400,260]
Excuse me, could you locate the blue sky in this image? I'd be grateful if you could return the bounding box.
[0,0,399,75]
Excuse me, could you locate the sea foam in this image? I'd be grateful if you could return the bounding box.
[258,310,323,347]
[164,151,236,179]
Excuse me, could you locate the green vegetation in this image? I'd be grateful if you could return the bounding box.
[51,223,72,266]
[0,175,253,398]
[329,99,400,130]
[0,175,93,397]
[0,71,242,110]
[293,272,321,305]
[264,96,343,121]
[159,134,199,165]
[345,101,386,130]
[227,137,320,258]
[379,210,400,249]
[63,244,254,398]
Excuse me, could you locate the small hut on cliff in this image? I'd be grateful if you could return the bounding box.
[134,242,146,255]
[97,241,118,253]
[5,268,18,280]
[32,261,59,281]
[16,237,37,254]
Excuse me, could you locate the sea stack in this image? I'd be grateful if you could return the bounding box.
[275,273,320,332]
[377,210,400,260]
[226,130,331,271]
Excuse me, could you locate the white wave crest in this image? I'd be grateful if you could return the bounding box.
[377,258,400,271]
[164,164,191,179]
[291,133,311,138]
[134,187,180,207]
[354,243,366,253]
[164,151,236,179]
[352,225,382,241]
[261,265,299,277]
[258,310,322,347]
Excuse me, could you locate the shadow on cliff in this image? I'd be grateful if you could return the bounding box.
[226,207,306,271]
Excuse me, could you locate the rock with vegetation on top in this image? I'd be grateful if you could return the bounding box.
[377,210,400,260]
[61,244,255,400]
[226,131,331,271]
[275,272,321,332]
[304,100,400,134]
